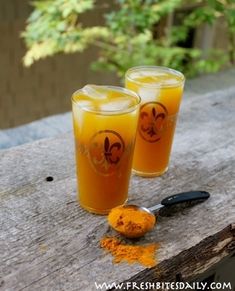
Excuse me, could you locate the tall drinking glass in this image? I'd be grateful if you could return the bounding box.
[125,66,185,177]
[72,85,140,214]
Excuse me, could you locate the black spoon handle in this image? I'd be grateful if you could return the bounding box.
[161,191,210,206]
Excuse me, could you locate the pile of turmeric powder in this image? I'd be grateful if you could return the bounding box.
[107,205,156,238]
[100,236,159,268]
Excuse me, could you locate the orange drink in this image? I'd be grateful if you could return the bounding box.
[125,66,185,177]
[72,85,140,214]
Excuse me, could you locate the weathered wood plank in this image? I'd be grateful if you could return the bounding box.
[121,224,235,289]
[0,85,235,290]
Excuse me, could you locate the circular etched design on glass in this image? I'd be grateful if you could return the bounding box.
[139,102,168,143]
[88,130,125,176]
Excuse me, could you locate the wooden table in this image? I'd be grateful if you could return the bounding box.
[0,86,235,290]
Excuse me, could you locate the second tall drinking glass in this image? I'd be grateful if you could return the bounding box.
[125,66,185,177]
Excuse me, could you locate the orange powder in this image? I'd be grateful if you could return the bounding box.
[108,206,156,238]
[100,236,159,268]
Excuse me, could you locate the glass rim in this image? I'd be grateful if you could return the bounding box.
[71,85,141,115]
[125,65,185,88]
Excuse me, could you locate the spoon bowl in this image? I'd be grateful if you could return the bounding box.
[108,204,156,238]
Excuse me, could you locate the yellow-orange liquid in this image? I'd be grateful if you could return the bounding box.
[72,86,140,214]
[126,70,184,176]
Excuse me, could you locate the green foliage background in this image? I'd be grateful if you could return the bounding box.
[22,0,235,78]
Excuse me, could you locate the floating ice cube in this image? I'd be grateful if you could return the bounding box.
[77,100,94,109]
[138,87,160,103]
[82,85,107,100]
[133,70,168,80]
[72,103,83,125]
[132,70,152,78]
[100,97,134,112]
[162,77,181,86]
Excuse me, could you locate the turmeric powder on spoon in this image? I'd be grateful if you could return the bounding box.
[107,205,156,238]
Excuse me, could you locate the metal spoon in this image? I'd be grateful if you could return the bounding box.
[109,191,210,238]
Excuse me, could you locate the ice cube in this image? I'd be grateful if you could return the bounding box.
[72,99,95,129]
[82,85,107,100]
[138,87,160,103]
[133,70,168,80]
[162,77,181,86]
[100,97,134,112]
[72,103,83,126]
[77,100,94,109]
[133,70,151,78]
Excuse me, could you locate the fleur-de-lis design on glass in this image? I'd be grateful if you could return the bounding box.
[141,107,166,137]
[89,130,125,175]
[104,137,122,164]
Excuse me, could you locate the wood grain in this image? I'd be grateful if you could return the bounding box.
[0,85,235,290]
